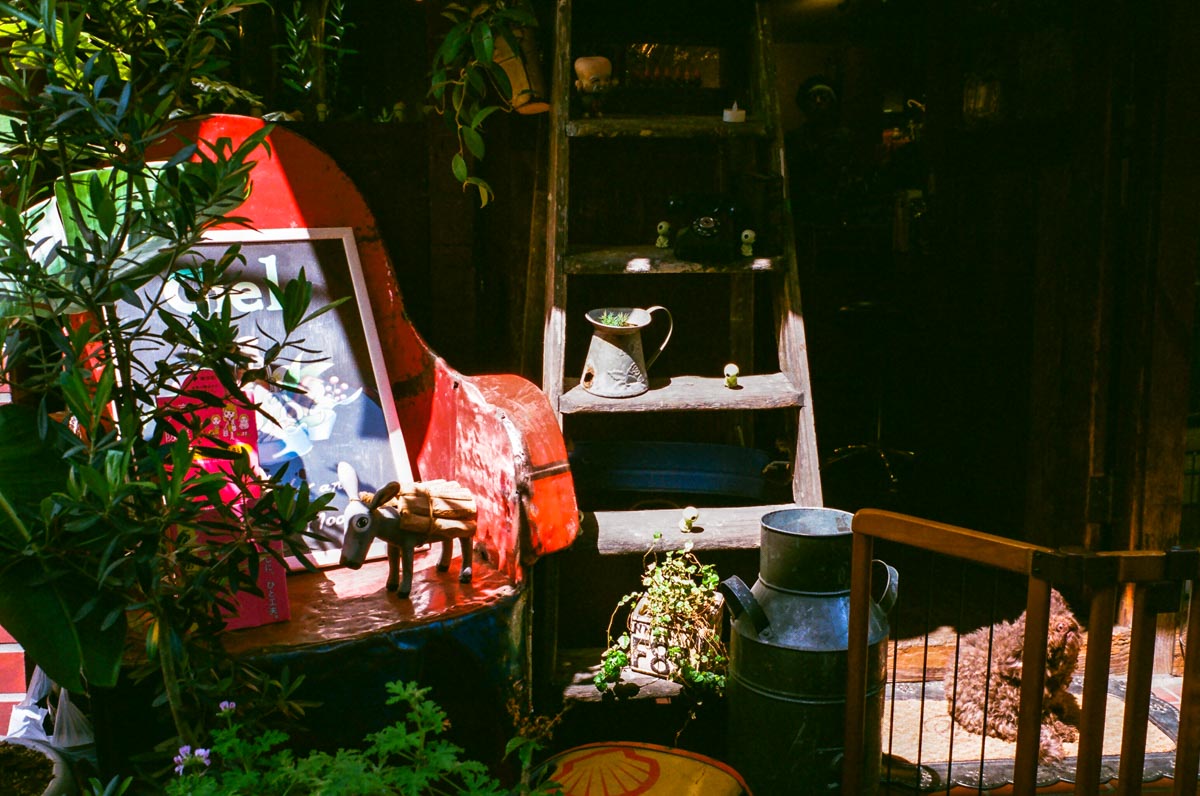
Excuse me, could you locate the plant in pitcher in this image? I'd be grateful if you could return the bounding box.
[597,309,631,327]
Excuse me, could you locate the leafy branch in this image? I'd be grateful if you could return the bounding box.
[427,0,539,207]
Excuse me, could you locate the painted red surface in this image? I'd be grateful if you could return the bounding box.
[0,649,24,694]
[0,624,24,734]
[154,116,579,582]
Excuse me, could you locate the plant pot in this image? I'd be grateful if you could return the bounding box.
[0,738,75,796]
[493,25,549,114]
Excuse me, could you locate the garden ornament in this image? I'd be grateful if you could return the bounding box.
[574,55,615,116]
[740,229,756,257]
[655,221,672,248]
[337,461,475,598]
[679,506,700,533]
[724,363,740,388]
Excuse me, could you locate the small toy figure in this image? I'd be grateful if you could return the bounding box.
[724,363,740,389]
[337,461,477,598]
[679,506,700,533]
[574,56,615,117]
[655,221,671,248]
[740,229,756,257]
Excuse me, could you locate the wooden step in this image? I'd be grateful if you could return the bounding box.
[574,502,792,555]
[566,115,769,139]
[557,646,685,703]
[560,373,803,414]
[565,245,779,275]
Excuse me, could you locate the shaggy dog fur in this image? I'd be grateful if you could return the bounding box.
[944,589,1083,761]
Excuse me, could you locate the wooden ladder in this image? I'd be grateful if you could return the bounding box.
[537,0,823,703]
[542,0,816,542]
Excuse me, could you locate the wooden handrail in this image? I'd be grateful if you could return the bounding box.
[852,509,1055,574]
[843,510,1200,796]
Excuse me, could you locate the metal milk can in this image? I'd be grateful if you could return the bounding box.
[718,508,898,796]
[580,306,672,398]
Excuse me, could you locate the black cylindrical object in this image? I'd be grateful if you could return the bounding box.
[719,508,897,796]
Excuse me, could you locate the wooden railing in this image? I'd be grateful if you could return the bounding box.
[843,509,1200,795]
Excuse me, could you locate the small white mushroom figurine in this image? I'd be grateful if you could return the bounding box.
[740,229,756,257]
[679,506,700,533]
[655,221,672,248]
[724,363,740,388]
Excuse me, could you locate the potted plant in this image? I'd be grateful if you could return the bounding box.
[0,0,330,757]
[427,0,548,206]
[595,540,728,702]
[0,737,74,796]
[580,306,673,398]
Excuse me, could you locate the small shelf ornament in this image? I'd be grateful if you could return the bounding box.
[724,363,740,389]
[679,506,700,533]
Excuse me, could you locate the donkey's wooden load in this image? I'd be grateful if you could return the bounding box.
[337,461,477,598]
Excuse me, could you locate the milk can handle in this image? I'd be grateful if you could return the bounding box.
[873,560,899,615]
[643,305,673,370]
[718,576,769,635]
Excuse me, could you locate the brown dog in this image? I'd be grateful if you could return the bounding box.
[945,589,1082,760]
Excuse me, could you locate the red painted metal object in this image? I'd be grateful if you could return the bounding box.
[158,115,578,583]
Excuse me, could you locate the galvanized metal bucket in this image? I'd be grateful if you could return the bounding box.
[580,306,672,398]
[719,508,897,796]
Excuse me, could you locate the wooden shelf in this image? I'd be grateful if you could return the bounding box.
[566,115,768,139]
[557,646,685,703]
[564,245,779,275]
[572,502,793,555]
[560,372,802,414]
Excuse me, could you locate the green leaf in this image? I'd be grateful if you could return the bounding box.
[451,152,468,183]
[463,176,493,208]
[88,172,117,236]
[435,22,468,67]
[0,1,39,27]
[469,105,500,130]
[0,558,127,693]
[461,126,484,160]
[470,21,494,65]
[0,406,125,692]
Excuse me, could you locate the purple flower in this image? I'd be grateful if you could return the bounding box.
[173,745,191,776]
[173,744,213,776]
[218,700,237,714]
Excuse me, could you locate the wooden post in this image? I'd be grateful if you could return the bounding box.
[1175,582,1200,795]
[1119,583,1158,795]
[1074,585,1116,794]
[1012,579,1051,793]
[842,529,874,795]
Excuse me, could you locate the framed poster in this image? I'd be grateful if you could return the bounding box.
[125,227,411,567]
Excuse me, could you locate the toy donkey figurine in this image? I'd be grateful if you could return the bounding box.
[337,461,476,598]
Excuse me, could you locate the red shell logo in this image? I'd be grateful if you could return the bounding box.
[552,746,662,796]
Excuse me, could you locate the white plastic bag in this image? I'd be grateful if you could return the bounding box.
[49,688,94,748]
[5,666,51,740]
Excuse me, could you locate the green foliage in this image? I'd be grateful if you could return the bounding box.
[273,0,356,121]
[0,0,332,747]
[595,541,727,700]
[427,0,539,207]
[164,681,562,795]
[597,310,630,327]
[84,775,134,796]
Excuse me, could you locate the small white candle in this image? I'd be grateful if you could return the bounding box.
[723,101,746,123]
